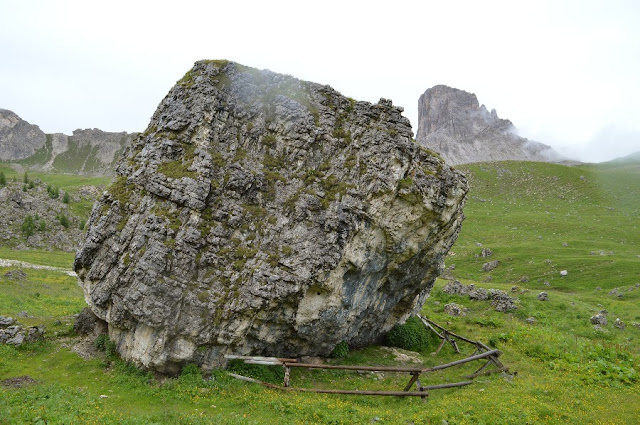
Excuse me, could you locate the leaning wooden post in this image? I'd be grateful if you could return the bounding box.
[283,365,291,387]
[403,372,421,392]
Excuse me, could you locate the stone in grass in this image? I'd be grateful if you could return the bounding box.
[442,280,471,296]
[468,288,489,301]
[590,313,607,326]
[614,318,625,330]
[560,270,568,276]
[444,303,467,317]
[4,269,26,280]
[489,289,518,312]
[537,292,548,301]
[525,317,536,324]
[0,316,15,327]
[482,260,500,272]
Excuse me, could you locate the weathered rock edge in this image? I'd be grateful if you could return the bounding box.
[74,60,468,374]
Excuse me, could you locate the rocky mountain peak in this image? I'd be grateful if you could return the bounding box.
[74,60,468,373]
[416,85,562,165]
[0,109,46,161]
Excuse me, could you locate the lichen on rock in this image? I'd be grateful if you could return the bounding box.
[74,60,468,374]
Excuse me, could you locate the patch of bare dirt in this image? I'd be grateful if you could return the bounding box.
[1,375,37,388]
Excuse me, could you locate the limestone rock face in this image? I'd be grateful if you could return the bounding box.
[74,60,468,374]
[0,109,46,161]
[416,85,562,165]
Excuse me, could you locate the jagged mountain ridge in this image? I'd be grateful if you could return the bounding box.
[416,85,563,165]
[0,109,135,176]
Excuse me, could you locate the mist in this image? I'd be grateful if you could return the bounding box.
[555,125,640,163]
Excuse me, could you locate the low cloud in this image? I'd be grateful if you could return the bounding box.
[556,125,640,163]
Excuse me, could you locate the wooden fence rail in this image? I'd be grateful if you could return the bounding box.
[225,315,510,398]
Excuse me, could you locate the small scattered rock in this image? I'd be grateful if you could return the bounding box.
[299,356,325,365]
[0,316,15,326]
[543,281,550,287]
[511,286,519,292]
[525,317,536,324]
[17,311,28,318]
[614,318,625,330]
[469,288,489,301]
[442,280,471,296]
[562,242,569,247]
[595,287,602,291]
[444,303,467,317]
[380,347,422,364]
[519,276,530,283]
[481,248,493,258]
[482,260,500,272]
[560,270,568,277]
[590,313,607,326]
[0,325,44,346]
[4,269,27,280]
[537,292,548,301]
[489,289,518,312]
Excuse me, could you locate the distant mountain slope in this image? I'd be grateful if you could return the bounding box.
[416,85,564,165]
[603,150,640,165]
[0,109,135,176]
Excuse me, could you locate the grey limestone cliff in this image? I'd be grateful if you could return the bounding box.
[416,85,562,165]
[0,109,47,161]
[74,60,468,373]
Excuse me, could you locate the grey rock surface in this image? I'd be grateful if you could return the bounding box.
[0,109,46,161]
[0,324,44,346]
[444,303,467,317]
[0,316,15,326]
[590,313,607,326]
[415,86,563,165]
[482,260,500,272]
[74,60,468,374]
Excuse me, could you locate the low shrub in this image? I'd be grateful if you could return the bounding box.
[386,316,437,352]
[330,341,349,359]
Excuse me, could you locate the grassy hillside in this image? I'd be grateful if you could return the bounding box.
[452,161,639,291]
[0,160,638,424]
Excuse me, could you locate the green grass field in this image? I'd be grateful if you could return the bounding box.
[1,159,638,424]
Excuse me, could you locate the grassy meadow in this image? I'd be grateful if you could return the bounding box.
[0,159,638,424]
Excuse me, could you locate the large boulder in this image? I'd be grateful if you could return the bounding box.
[74,60,468,374]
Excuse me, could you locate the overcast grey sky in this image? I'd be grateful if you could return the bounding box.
[2,0,639,162]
